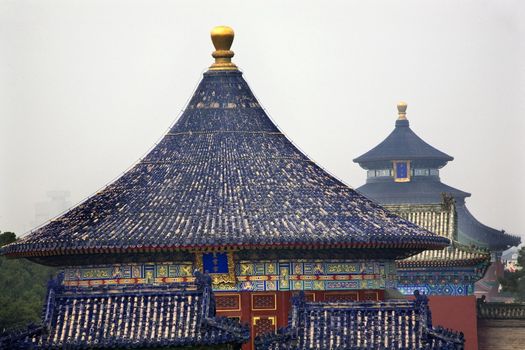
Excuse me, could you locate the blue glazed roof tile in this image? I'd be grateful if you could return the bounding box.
[356,180,471,204]
[9,273,249,349]
[256,291,465,350]
[3,71,449,258]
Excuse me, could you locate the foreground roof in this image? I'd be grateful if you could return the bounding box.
[256,291,464,350]
[3,272,249,349]
[2,28,448,259]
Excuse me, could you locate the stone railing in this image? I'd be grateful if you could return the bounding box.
[477,301,525,319]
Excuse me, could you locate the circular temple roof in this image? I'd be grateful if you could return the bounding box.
[2,28,449,260]
[353,103,454,167]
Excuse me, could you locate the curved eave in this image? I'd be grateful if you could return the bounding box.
[396,257,489,269]
[457,204,521,250]
[354,154,454,164]
[356,180,471,205]
[2,239,449,259]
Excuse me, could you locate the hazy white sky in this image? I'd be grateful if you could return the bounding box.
[1,0,524,243]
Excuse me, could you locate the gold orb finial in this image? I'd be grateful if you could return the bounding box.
[209,26,237,71]
[397,101,407,120]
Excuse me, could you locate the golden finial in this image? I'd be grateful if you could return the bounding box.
[209,26,237,71]
[397,101,407,120]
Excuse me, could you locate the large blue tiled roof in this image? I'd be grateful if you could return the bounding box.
[3,70,449,259]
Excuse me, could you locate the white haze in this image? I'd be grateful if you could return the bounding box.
[1,0,524,243]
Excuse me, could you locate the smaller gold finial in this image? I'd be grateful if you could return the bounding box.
[397,101,407,120]
[209,26,237,71]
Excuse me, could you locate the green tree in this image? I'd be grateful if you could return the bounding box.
[500,247,525,301]
[0,231,16,246]
[0,231,56,330]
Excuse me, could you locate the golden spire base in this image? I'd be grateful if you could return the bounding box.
[209,26,238,71]
[397,101,408,120]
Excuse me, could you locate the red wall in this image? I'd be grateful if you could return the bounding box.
[425,296,478,350]
[216,290,384,350]
[219,291,478,350]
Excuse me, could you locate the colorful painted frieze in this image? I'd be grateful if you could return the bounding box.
[63,259,397,292]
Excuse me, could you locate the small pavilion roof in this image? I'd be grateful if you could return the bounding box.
[2,28,449,260]
[353,103,453,167]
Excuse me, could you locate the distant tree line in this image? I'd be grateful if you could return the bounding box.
[0,231,56,330]
[500,247,525,302]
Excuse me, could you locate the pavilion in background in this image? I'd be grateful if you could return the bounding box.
[353,102,521,348]
[353,102,520,300]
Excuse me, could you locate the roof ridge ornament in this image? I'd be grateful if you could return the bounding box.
[209,26,238,71]
[397,101,408,120]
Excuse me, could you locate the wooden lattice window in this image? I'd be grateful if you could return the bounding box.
[252,293,276,310]
[304,292,315,302]
[362,291,379,301]
[215,294,241,311]
[292,292,315,302]
[253,316,276,337]
[324,292,358,302]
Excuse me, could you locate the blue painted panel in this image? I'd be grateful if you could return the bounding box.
[395,162,408,179]
[202,253,229,274]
